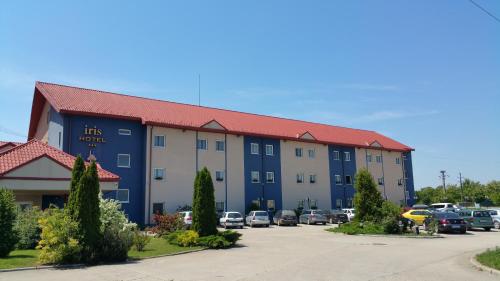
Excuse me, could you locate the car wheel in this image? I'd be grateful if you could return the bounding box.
[322,222,326,225]
[250,222,254,228]
[484,227,491,231]
[266,224,269,228]
[460,230,466,234]
[494,221,500,229]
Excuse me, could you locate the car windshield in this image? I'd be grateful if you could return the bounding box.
[437,212,460,219]
[489,210,498,216]
[473,211,490,217]
[330,210,343,214]
[282,210,296,216]
[316,210,328,215]
[431,204,445,209]
[228,213,241,218]
[254,211,268,216]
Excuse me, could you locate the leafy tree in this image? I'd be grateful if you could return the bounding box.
[192,167,218,236]
[14,206,43,249]
[67,155,85,218]
[0,188,18,257]
[353,169,383,222]
[74,162,102,262]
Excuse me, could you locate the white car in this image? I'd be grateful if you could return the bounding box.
[342,208,355,221]
[219,211,244,229]
[429,203,457,212]
[487,209,500,229]
[245,211,270,227]
[178,211,193,227]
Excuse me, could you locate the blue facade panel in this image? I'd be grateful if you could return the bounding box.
[403,152,416,206]
[243,136,282,213]
[328,145,356,209]
[62,115,146,224]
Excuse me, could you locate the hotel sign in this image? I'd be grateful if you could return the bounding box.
[79,125,106,147]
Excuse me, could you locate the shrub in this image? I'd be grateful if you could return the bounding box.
[353,169,384,222]
[37,208,81,264]
[219,230,242,246]
[150,213,185,236]
[14,206,43,249]
[192,168,218,236]
[98,196,136,262]
[133,231,151,251]
[164,230,185,244]
[67,155,85,218]
[382,218,402,234]
[176,230,199,247]
[197,235,230,249]
[176,204,192,212]
[329,222,384,235]
[0,188,18,257]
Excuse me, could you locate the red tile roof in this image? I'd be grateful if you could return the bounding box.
[0,139,119,181]
[0,141,22,151]
[29,81,413,152]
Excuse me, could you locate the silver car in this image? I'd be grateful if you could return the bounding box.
[487,209,500,229]
[219,211,244,229]
[299,209,328,225]
[245,211,270,227]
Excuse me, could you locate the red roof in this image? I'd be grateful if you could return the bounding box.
[0,141,22,151]
[0,139,119,182]
[29,82,413,152]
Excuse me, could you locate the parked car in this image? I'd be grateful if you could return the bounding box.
[321,209,349,224]
[342,208,356,221]
[273,210,298,226]
[402,209,432,226]
[178,211,192,227]
[246,211,270,227]
[424,212,466,234]
[219,211,244,229]
[487,209,500,229]
[299,209,328,225]
[428,203,457,212]
[458,209,494,231]
[411,204,429,210]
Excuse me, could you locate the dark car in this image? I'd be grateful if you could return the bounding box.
[424,212,466,234]
[273,210,298,226]
[320,210,349,224]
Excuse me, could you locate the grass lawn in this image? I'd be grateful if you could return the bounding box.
[128,237,203,260]
[0,249,39,270]
[476,248,500,270]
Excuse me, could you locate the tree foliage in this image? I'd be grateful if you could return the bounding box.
[0,188,18,257]
[416,179,500,206]
[353,169,384,222]
[14,206,43,249]
[67,155,85,218]
[192,167,218,236]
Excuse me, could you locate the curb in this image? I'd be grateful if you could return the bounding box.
[470,253,500,276]
[355,234,443,239]
[127,247,207,261]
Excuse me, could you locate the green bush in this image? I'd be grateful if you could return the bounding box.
[164,230,185,245]
[37,208,81,264]
[353,169,384,222]
[382,218,401,234]
[218,230,242,246]
[14,206,43,249]
[133,231,151,251]
[328,222,384,235]
[0,188,18,257]
[176,230,199,247]
[197,235,230,249]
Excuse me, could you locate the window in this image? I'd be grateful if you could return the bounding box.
[152,202,164,214]
[216,201,225,211]
[396,157,401,165]
[267,200,275,210]
[345,175,352,185]
[336,199,343,209]
[333,150,340,160]
[116,189,129,203]
[58,132,62,148]
[216,171,225,182]
[197,139,207,150]
[17,202,33,211]
[153,168,165,180]
[295,148,303,157]
[215,140,225,152]
[378,177,384,185]
[250,143,259,154]
[296,173,304,183]
[47,110,50,124]
[344,152,351,161]
[308,149,315,158]
[347,198,353,208]
[398,179,403,186]
[367,154,372,162]
[309,174,317,184]
[265,144,274,156]
[118,129,131,135]
[335,175,342,185]
[405,190,410,199]
[266,172,275,183]
[117,154,131,168]
[251,171,260,183]
[153,135,165,148]
[376,155,382,163]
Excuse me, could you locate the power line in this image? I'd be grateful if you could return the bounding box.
[468,0,500,24]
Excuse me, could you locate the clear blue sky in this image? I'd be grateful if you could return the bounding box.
[1,1,499,189]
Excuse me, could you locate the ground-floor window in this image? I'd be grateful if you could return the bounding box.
[347,198,353,208]
[153,202,164,215]
[336,199,343,209]
[267,200,275,210]
[116,189,129,203]
[252,199,261,208]
[216,201,225,212]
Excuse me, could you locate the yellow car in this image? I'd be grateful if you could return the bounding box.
[402,210,432,225]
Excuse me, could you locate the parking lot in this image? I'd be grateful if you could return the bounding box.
[1,224,499,281]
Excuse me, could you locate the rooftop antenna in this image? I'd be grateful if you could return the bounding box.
[198,74,201,106]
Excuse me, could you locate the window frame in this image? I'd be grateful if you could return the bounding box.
[215,140,225,152]
[295,147,303,157]
[344,152,351,161]
[376,155,382,163]
[309,174,317,184]
[153,135,166,148]
[378,177,384,185]
[117,154,131,168]
[296,173,304,184]
[333,150,340,160]
[250,143,259,155]
[265,144,274,156]
[116,189,130,203]
[197,139,208,150]
[251,171,260,183]
[396,157,401,165]
[266,171,275,183]
[367,154,372,162]
[118,129,132,136]
[215,171,225,182]
[153,168,165,180]
[335,174,342,185]
[308,149,315,158]
[345,175,352,185]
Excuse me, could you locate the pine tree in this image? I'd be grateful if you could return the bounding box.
[192,168,217,236]
[74,162,102,262]
[353,169,384,222]
[67,155,85,218]
[0,188,18,257]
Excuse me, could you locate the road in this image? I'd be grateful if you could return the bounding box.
[1,225,499,281]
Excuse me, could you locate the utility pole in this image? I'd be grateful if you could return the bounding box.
[459,172,464,203]
[439,170,447,193]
